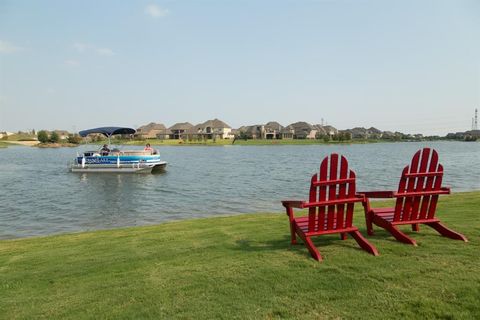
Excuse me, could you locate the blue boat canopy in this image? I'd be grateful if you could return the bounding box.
[79,127,136,137]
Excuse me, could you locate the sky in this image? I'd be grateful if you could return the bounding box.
[0,0,479,135]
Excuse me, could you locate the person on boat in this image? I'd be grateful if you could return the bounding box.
[100,144,110,155]
[144,143,153,153]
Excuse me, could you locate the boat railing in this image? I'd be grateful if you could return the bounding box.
[82,150,158,157]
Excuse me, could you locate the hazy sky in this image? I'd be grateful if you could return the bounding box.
[0,0,479,135]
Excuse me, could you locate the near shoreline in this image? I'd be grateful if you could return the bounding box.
[1,191,479,319]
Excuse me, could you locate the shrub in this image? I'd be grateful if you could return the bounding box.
[67,134,82,144]
[37,130,49,143]
[49,131,59,143]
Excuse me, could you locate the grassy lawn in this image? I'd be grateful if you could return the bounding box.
[1,192,479,319]
[2,133,37,141]
[0,141,8,148]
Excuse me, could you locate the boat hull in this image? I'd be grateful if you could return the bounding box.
[70,161,167,173]
[70,152,167,173]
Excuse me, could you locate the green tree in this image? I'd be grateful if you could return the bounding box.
[239,132,248,140]
[37,130,49,143]
[49,131,59,143]
[67,134,82,144]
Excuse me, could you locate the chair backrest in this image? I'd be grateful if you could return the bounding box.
[394,148,446,222]
[306,154,358,233]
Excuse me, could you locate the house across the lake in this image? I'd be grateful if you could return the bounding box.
[288,122,317,139]
[237,121,285,139]
[135,122,168,139]
[168,122,195,139]
[194,119,234,139]
[235,121,339,140]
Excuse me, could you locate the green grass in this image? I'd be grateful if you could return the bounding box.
[1,192,479,319]
[3,133,37,141]
[0,141,8,148]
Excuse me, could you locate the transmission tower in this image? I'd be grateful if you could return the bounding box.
[475,108,478,130]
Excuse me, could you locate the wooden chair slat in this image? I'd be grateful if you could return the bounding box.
[316,157,329,232]
[401,149,421,221]
[394,166,408,221]
[404,171,443,178]
[308,174,318,232]
[394,189,449,197]
[418,151,439,219]
[326,154,339,230]
[312,177,356,187]
[409,148,431,221]
[428,164,443,219]
[345,170,356,228]
[335,156,348,230]
[303,197,364,207]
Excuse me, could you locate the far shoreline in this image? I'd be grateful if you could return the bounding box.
[1,138,477,148]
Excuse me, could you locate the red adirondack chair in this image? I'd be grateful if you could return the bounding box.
[361,148,468,245]
[282,153,379,261]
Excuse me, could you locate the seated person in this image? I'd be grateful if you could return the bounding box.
[100,144,110,155]
[144,143,153,153]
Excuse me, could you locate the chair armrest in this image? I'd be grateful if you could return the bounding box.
[281,200,305,221]
[358,191,395,199]
[441,187,451,194]
[281,200,305,209]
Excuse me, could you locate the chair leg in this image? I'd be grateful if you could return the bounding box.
[349,231,379,256]
[303,236,322,261]
[426,222,468,242]
[340,233,347,240]
[374,218,417,246]
[365,212,374,236]
[290,223,297,245]
[412,224,420,232]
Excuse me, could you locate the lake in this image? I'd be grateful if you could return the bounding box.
[0,141,478,239]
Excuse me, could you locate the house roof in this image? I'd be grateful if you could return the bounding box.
[238,125,262,134]
[312,125,327,135]
[368,127,382,134]
[137,122,167,132]
[288,122,314,131]
[313,125,338,135]
[322,125,338,133]
[348,127,368,134]
[264,121,283,131]
[168,122,194,131]
[198,118,231,129]
[281,125,294,134]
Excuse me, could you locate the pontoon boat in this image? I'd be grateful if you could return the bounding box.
[70,127,167,173]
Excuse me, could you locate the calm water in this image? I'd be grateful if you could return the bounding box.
[0,141,479,239]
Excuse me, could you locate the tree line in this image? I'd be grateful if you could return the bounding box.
[37,131,82,144]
